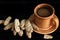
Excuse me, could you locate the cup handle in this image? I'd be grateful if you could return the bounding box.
[53,15,59,28]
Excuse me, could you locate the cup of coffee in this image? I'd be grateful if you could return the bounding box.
[29,3,59,34]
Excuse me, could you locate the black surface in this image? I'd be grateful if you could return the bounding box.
[0,0,60,40]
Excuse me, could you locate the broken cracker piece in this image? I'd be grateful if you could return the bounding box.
[44,34,53,39]
[4,22,13,30]
[14,19,20,32]
[25,20,33,32]
[25,20,32,27]
[18,30,23,37]
[4,16,12,26]
[32,23,39,31]
[0,20,4,24]
[20,19,26,30]
[13,30,17,36]
[26,31,32,38]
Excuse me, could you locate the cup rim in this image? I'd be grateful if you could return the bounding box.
[34,3,55,19]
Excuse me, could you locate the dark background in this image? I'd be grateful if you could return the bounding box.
[0,0,60,40]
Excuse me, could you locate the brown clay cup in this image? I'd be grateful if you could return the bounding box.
[29,3,59,34]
